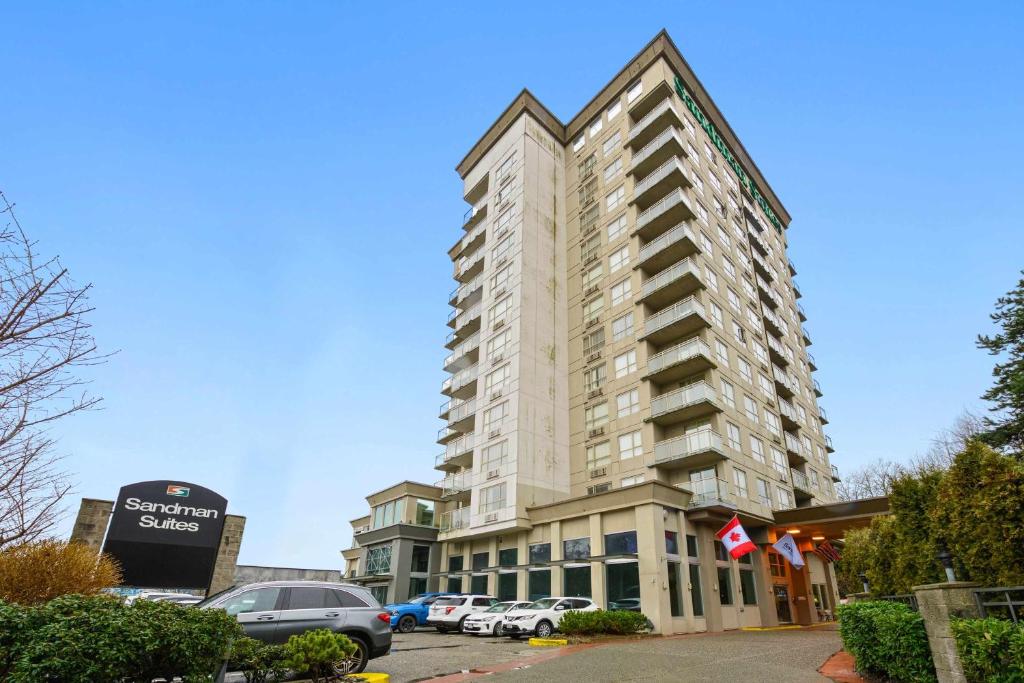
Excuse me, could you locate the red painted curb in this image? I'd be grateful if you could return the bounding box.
[818,650,866,683]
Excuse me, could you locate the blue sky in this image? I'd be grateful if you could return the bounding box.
[1,2,1021,569]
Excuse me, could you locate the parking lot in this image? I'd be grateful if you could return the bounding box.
[369,628,545,681]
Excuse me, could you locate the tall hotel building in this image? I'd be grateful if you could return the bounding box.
[428,31,854,633]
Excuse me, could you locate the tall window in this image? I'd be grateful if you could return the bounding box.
[490,295,512,324]
[743,395,759,424]
[481,440,508,468]
[582,263,603,290]
[715,339,730,367]
[487,329,511,359]
[585,402,609,431]
[584,364,606,392]
[611,278,631,306]
[586,441,611,469]
[617,389,640,417]
[583,328,605,356]
[618,430,642,459]
[583,295,604,324]
[756,478,771,506]
[529,569,551,601]
[738,357,752,384]
[607,213,627,241]
[710,302,724,328]
[485,364,510,393]
[733,468,748,499]
[483,401,509,431]
[564,566,592,598]
[614,350,637,378]
[607,562,640,611]
[602,131,622,156]
[720,379,735,408]
[726,422,741,450]
[480,483,507,513]
[604,156,623,183]
[750,436,766,464]
[606,185,625,211]
[611,312,634,341]
[610,245,630,273]
[414,500,435,526]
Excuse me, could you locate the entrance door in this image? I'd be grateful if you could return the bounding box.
[773,585,792,623]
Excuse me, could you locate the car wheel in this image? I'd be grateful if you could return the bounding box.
[397,615,417,633]
[493,621,503,637]
[457,616,468,633]
[535,620,553,638]
[333,635,368,675]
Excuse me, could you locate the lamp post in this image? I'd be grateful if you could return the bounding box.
[937,546,956,582]
[858,572,869,594]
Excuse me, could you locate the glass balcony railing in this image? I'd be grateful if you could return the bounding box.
[633,157,689,200]
[442,364,478,395]
[627,98,682,144]
[654,428,724,467]
[642,295,706,338]
[438,472,471,497]
[629,127,684,172]
[637,221,695,266]
[440,507,471,532]
[790,468,810,491]
[446,399,476,425]
[688,478,734,508]
[640,256,700,300]
[650,381,718,420]
[635,188,692,235]
[784,431,803,455]
[646,337,713,377]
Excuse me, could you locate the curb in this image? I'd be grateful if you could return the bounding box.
[529,637,568,647]
[355,674,390,683]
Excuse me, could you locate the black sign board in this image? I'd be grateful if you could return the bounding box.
[102,481,228,590]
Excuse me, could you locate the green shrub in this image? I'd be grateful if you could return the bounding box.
[951,617,1024,682]
[3,593,242,682]
[283,628,357,683]
[838,601,936,683]
[229,637,288,683]
[558,610,648,636]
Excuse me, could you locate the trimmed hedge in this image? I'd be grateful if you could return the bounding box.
[951,617,1024,682]
[838,601,936,683]
[559,609,648,636]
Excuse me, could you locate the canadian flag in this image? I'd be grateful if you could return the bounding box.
[715,515,756,559]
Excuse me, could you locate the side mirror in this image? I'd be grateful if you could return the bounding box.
[554,605,565,611]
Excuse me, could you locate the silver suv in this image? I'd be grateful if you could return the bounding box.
[198,580,391,673]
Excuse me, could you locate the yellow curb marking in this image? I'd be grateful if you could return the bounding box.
[353,674,390,683]
[529,637,568,647]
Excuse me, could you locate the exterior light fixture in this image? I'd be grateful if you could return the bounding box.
[812,535,825,541]
[937,545,956,582]
[786,528,801,535]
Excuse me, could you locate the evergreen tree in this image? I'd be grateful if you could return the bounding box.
[977,271,1024,455]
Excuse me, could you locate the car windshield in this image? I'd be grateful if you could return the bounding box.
[485,602,515,613]
[193,585,238,609]
[408,595,431,605]
[526,598,559,610]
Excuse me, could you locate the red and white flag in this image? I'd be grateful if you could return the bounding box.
[814,540,842,563]
[715,515,756,559]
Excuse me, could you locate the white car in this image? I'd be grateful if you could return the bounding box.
[461,601,532,636]
[502,597,599,638]
[426,595,498,633]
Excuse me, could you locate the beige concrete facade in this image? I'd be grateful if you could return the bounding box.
[429,30,844,635]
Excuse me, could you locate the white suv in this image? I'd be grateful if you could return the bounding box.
[502,597,599,638]
[426,595,497,633]
[462,601,532,636]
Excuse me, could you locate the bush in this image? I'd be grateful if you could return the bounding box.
[838,601,936,683]
[2,593,242,682]
[229,637,288,683]
[558,610,648,637]
[951,617,1024,682]
[283,628,357,683]
[0,540,122,605]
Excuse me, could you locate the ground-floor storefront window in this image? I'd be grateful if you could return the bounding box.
[498,572,517,601]
[528,569,550,601]
[564,565,591,598]
[689,564,703,616]
[370,585,388,604]
[471,574,487,595]
[667,561,683,616]
[447,576,462,592]
[739,568,757,606]
[717,566,733,605]
[606,561,640,611]
[408,577,427,599]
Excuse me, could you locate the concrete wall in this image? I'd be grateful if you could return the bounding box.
[235,565,342,584]
[209,514,246,594]
[69,498,113,551]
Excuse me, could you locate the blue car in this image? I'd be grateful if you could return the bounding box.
[385,592,460,633]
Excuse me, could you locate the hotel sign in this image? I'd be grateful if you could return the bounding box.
[673,76,783,232]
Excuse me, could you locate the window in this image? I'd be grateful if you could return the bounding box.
[586,441,611,469]
[604,156,623,183]
[720,379,735,408]
[692,171,704,194]
[528,569,551,601]
[472,552,490,571]
[480,483,507,513]
[579,178,598,206]
[739,568,757,606]
[606,185,625,211]
[585,402,609,431]
[668,561,684,616]
[564,566,592,598]
[738,357,753,384]
[483,401,509,431]
[744,395,759,424]
[708,171,721,193]
[584,364,606,392]
[492,264,512,292]
[563,537,591,560]
[771,447,788,477]
[764,410,781,437]
[220,587,282,616]
[750,437,766,464]
[607,562,640,611]
[714,540,731,562]
[607,99,622,120]
[607,213,627,241]
[687,142,699,160]
[704,142,715,163]
[802,434,813,455]
[695,202,709,224]
[733,468,748,498]
[602,131,621,156]
[617,389,640,417]
[618,430,642,459]
[581,203,600,235]
[753,340,769,366]
[626,80,643,103]
[496,205,516,234]
[572,135,585,152]
[714,197,726,219]
[581,233,601,262]
[411,545,430,573]
[756,478,771,506]
[768,551,787,578]
[482,440,507,467]
[605,531,638,555]
[578,153,596,180]
[759,373,774,399]
[366,545,392,575]
[487,329,511,360]
[448,555,464,572]
[689,563,704,616]
[589,117,603,138]
[583,328,605,356]
[726,422,741,450]
[471,575,488,595]
[408,577,427,599]
[700,231,714,254]
[723,256,736,280]
[610,245,630,273]
[529,543,551,563]
[727,288,741,312]
[583,295,604,324]
[710,301,724,328]
[809,468,820,489]
[498,154,515,177]
[611,278,631,306]
[498,572,516,601]
[717,224,731,249]
[715,339,730,367]
[621,474,644,486]
[582,263,603,291]
[490,295,512,324]
[614,350,637,378]
[732,321,746,344]
[776,486,794,509]
[414,499,435,526]
[485,364,510,393]
[611,312,634,341]
[704,266,719,292]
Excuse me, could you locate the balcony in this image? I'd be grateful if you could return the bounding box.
[807,351,818,371]
[788,259,798,277]
[453,303,482,338]
[626,97,684,150]
[801,326,813,346]
[756,275,782,310]
[463,203,488,231]
[825,434,835,453]
[778,398,800,430]
[636,221,699,273]
[631,157,692,210]
[648,380,721,425]
[747,228,770,258]
[766,335,789,366]
[785,431,806,463]
[439,507,471,533]
[450,221,486,261]
[644,337,716,385]
[772,364,797,398]
[464,173,489,206]
[793,280,803,299]
[654,428,727,470]
[797,302,807,322]
[638,257,703,309]
[634,188,695,241]
[813,378,823,397]
[444,398,476,432]
[443,331,481,373]
[438,471,471,499]
[441,364,478,399]
[436,432,476,472]
[790,468,813,500]
[629,127,685,178]
[750,249,777,281]
[641,295,710,345]
[454,275,483,309]
[818,406,829,424]
[831,464,841,482]
[454,249,485,283]
[762,306,787,339]
[688,478,736,511]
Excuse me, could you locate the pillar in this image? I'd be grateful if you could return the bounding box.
[549,521,563,595]
[696,524,722,632]
[516,533,529,601]
[913,582,982,683]
[754,545,778,627]
[390,539,412,604]
[588,513,604,604]
[209,514,246,595]
[636,503,670,634]
[69,499,113,552]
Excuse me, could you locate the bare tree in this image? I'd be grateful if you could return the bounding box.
[0,191,103,547]
[835,458,905,501]
[914,410,986,470]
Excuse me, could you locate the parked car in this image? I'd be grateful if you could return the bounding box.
[197,580,391,673]
[461,601,532,636]
[607,597,641,612]
[153,594,203,606]
[426,595,498,633]
[385,592,463,633]
[502,597,599,638]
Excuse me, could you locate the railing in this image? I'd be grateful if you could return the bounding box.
[456,222,487,257]
[772,364,797,393]
[439,507,471,532]
[447,399,476,424]
[806,350,817,368]
[802,326,813,345]
[444,331,480,368]
[878,594,919,611]
[756,275,783,309]
[455,249,485,278]
[637,222,695,265]
[650,381,717,419]
[778,397,799,423]
[454,303,481,331]
[831,464,840,481]
[790,468,809,490]
[442,364,478,394]
[455,275,483,304]
[813,378,823,395]
[825,434,835,450]
[640,257,700,299]
[785,431,803,455]
[627,98,679,141]
[446,432,475,460]
[654,428,724,466]
[438,472,471,497]
[818,406,829,423]
[643,295,705,337]
[974,587,1024,623]
[633,157,687,198]
[646,337,712,376]
[630,127,683,171]
[689,478,733,508]
[763,307,789,337]
[636,188,690,232]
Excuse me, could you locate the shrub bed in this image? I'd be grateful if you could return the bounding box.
[559,609,648,636]
[951,617,1024,682]
[837,601,936,683]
